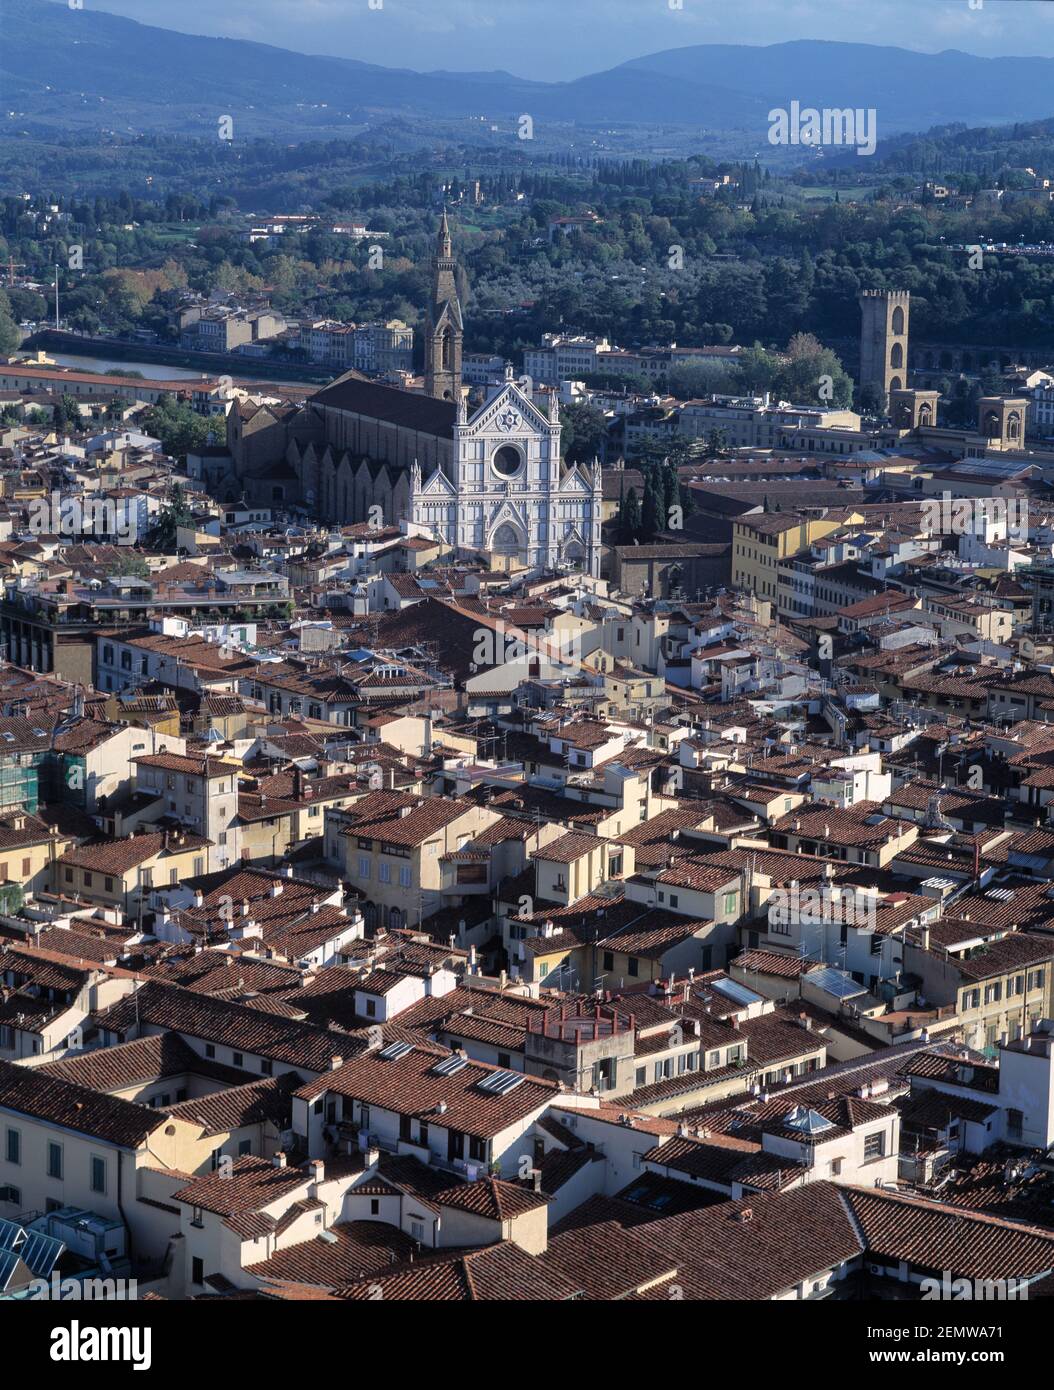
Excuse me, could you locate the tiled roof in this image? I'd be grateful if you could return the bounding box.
[300,1042,558,1139]
[434,1176,549,1220]
[0,1057,164,1148]
[94,980,359,1075]
[165,1071,301,1135]
[38,1031,222,1091]
[173,1155,307,1218]
[338,1241,581,1301]
[245,1220,417,1286]
[842,1186,1054,1283]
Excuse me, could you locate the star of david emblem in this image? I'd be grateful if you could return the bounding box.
[498,409,521,432]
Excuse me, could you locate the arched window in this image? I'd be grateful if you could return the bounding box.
[890,342,903,370]
[891,305,905,335]
[493,523,521,555]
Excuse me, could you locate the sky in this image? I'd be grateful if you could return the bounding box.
[76,0,1054,82]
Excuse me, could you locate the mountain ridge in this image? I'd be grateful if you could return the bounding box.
[4,0,1054,140]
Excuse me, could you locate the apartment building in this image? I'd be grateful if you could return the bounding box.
[733,512,858,605]
[132,752,242,871]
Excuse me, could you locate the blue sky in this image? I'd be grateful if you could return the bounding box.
[76,0,1054,81]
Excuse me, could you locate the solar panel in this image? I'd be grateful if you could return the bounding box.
[710,977,763,1008]
[478,1069,524,1096]
[377,1040,413,1062]
[0,1218,24,1253]
[21,1230,63,1279]
[808,967,867,1000]
[0,1249,22,1292]
[432,1054,467,1076]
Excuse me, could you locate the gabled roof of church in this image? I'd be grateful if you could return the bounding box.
[310,374,457,439]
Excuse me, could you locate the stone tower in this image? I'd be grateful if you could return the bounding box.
[889,388,938,432]
[424,209,463,402]
[978,396,1027,450]
[859,289,909,408]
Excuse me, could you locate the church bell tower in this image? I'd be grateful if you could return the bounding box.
[424,209,463,402]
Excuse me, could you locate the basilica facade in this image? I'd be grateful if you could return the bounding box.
[224,215,602,576]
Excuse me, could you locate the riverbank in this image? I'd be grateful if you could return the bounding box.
[23,331,333,387]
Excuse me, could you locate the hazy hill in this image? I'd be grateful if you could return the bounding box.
[4,1,1054,141]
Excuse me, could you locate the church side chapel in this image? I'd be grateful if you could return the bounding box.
[225,214,603,576]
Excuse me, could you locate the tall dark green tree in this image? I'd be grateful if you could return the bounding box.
[620,487,642,543]
[641,470,661,539]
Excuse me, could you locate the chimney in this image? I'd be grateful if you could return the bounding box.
[737,1208,753,1223]
[270,880,283,898]
[365,1146,380,1169]
[272,1152,287,1169]
[309,1158,324,1185]
[331,1054,345,1069]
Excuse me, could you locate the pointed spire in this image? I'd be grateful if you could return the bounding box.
[438,207,452,259]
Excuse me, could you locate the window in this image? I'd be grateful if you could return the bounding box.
[399,866,412,889]
[378,862,391,884]
[47,1143,63,1180]
[628,958,638,977]
[192,1257,204,1285]
[205,1044,215,1059]
[5,1129,20,1166]
[863,1131,886,1162]
[90,1155,106,1193]
[603,952,614,971]
[260,1059,272,1076]
[370,1199,380,1216]
[358,857,371,879]
[410,1220,425,1243]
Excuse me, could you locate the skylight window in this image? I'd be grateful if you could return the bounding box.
[478,1069,524,1096]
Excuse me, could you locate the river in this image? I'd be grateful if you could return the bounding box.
[17,351,318,388]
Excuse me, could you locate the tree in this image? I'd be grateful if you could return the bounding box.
[139,395,212,460]
[0,289,20,358]
[150,482,195,551]
[641,468,661,538]
[106,552,150,579]
[561,401,608,464]
[619,487,642,543]
[706,428,728,457]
